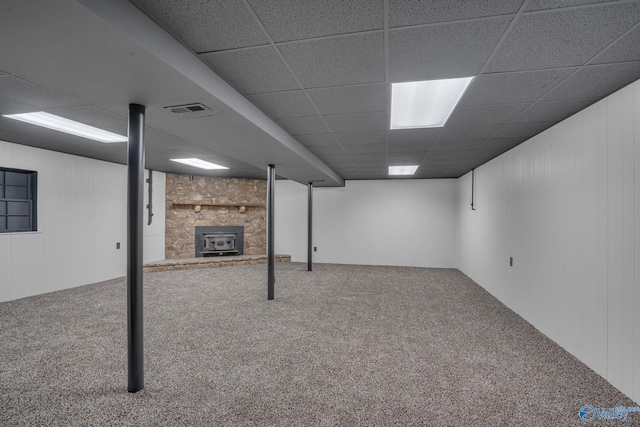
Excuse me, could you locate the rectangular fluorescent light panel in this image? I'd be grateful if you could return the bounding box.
[2,111,127,143]
[389,165,418,176]
[170,158,228,170]
[390,77,474,129]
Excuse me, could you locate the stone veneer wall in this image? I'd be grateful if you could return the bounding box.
[165,174,266,259]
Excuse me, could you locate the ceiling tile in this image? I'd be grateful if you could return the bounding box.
[418,170,460,179]
[315,153,351,163]
[0,75,84,109]
[543,61,640,100]
[335,130,387,145]
[325,112,387,133]
[351,167,386,174]
[418,165,454,173]
[592,24,640,64]
[0,97,38,115]
[461,69,576,105]
[307,145,345,156]
[349,153,387,162]
[324,159,355,166]
[388,128,443,144]
[144,128,201,152]
[247,91,316,119]
[466,148,505,159]
[279,33,384,89]
[447,103,530,126]
[494,121,556,138]
[200,46,299,95]
[486,3,640,72]
[389,18,511,82]
[388,152,428,162]
[133,0,266,52]
[45,106,127,135]
[343,143,387,154]
[0,121,126,162]
[276,116,329,135]
[296,133,336,146]
[354,168,386,174]
[453,157,489,166]
[423,157,462,166]
[525,0,618,12]
[330,165,356,171]
[351,164,388,170]
[427,150,473,160]
[0,126,27,143]
[440,124,503,140]
[357,174,389,180]
[307,84,387,115]
[481,137,527,151]
[248,0,383,42]
[388,141,436,153]
[432,139,486,151]
[389,0,523,27]
[513,98,598,123]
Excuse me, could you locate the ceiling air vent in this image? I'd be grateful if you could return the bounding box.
[163,103,219,119]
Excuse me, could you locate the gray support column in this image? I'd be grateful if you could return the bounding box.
[267,164,275,300]
[127,104,145,393]
[307,182,313,272]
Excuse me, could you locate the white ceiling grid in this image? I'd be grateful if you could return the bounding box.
[0,0,639,182]
[133,0,640,180]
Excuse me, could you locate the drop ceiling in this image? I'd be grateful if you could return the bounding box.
[0,0,639,185]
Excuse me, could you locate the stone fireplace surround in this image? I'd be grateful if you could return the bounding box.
[165,174,266,259]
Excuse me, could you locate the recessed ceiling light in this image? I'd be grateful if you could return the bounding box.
[2,111,127,143]
[170,158,229,170]
[390,77,474,129]
[389,165,418,176]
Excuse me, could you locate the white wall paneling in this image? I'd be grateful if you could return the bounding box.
[276,179,458,268]
[456,79,640,401]
[274,180,308,263]
[0,140,165,302]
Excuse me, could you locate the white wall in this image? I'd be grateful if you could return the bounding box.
[0,140,165,302]
[274,180,308,262]
[276,179,458,268]
[456,79,640,401]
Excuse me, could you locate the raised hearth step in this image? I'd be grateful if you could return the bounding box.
[144,254,291,272]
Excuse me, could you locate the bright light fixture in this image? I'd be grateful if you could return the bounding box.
[170,158,229,170]
[2,112,127,143]
[389,165,418,176]
[390,77,474,129]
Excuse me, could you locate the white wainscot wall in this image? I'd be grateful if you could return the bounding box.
[456,79,640,401]
[0,140,165,302]
[276,179,458,268]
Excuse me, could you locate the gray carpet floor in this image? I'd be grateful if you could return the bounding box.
[0,263,635,426]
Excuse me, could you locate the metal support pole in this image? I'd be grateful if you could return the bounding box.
[266,164,275,300]
[127,104,145,393]
[307,182,313,272]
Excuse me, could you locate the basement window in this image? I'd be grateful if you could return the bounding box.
[0,167,38,233]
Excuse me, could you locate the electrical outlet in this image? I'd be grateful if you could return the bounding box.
[314,246,317,252]
[116,242,121,249]
[509,256,513,267]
